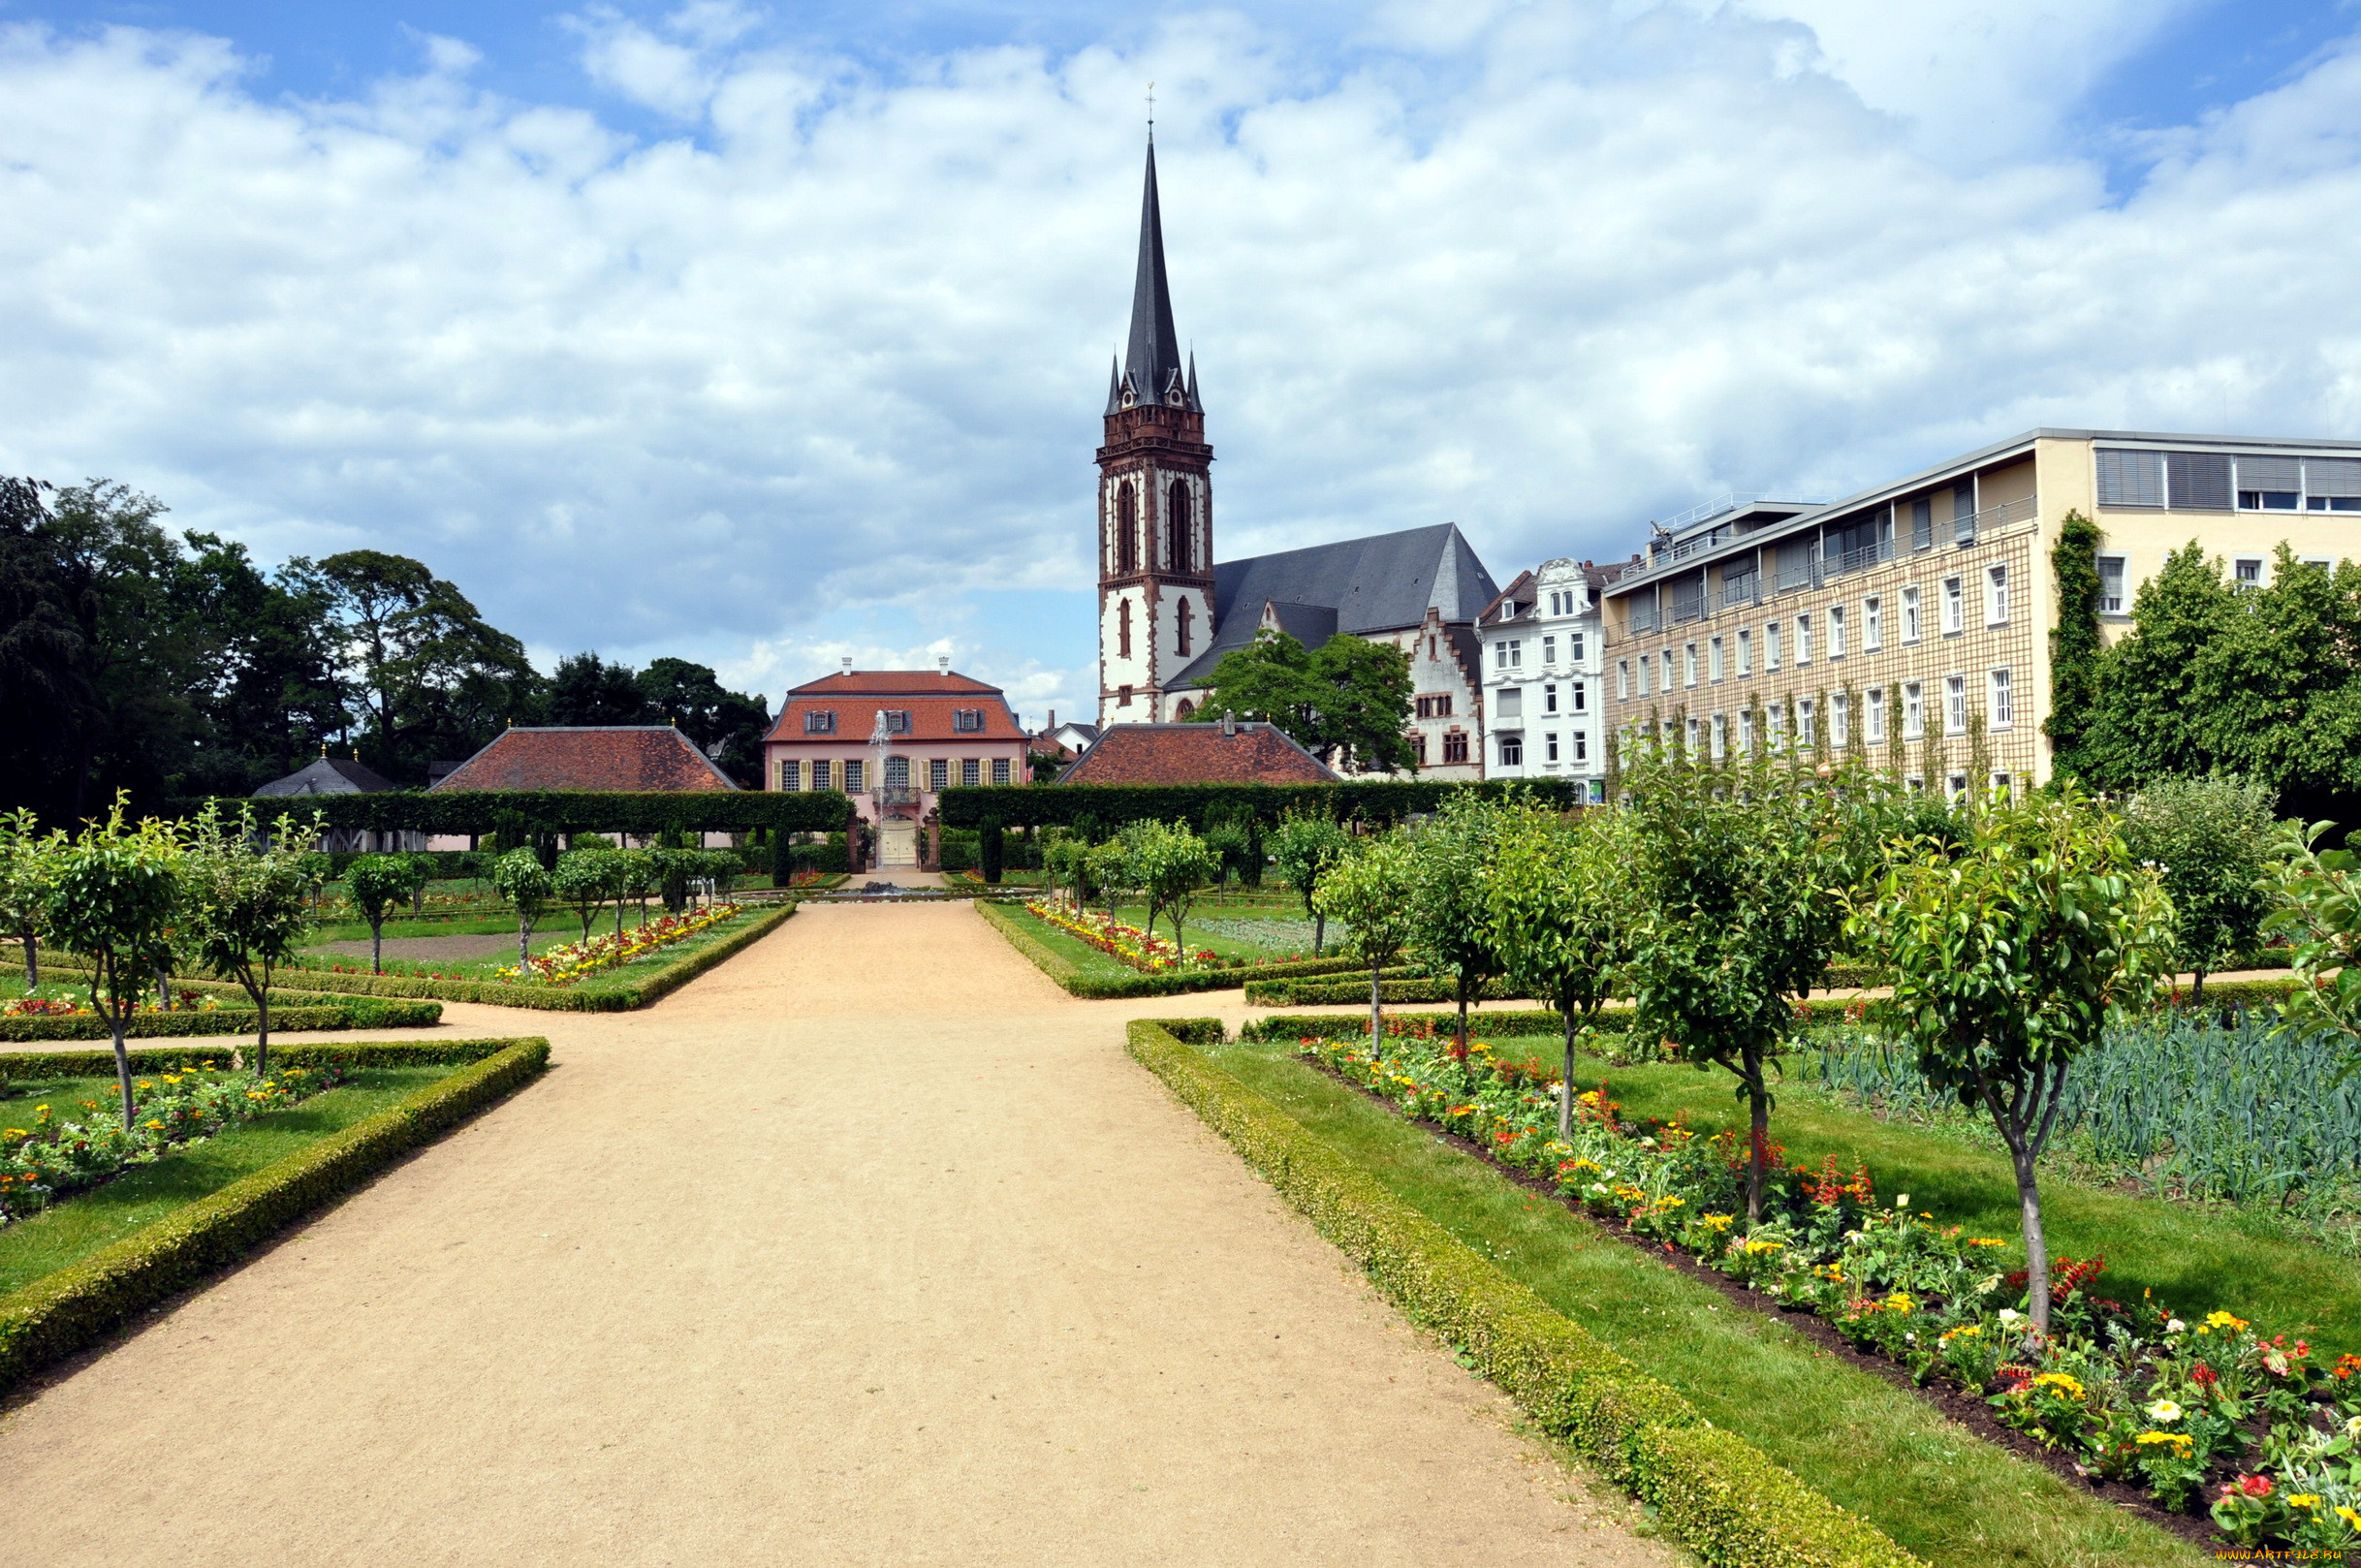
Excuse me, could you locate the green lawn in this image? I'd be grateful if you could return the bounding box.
[286,905,759,985]
[0,1064,459,1294]
[1206,1035,2199,1568]
[1456,1036,2361,1361]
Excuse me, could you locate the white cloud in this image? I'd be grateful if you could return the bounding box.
[0,7,2357,726]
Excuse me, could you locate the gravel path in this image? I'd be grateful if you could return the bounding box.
[0,903,1668,1566]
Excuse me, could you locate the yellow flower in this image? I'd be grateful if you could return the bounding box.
[1939,1325,1982,1343]
[2134,1430,2192,1451]
[2337,1506,2361,1528]
[2204,1310,2249,1333]
[145,1120,164,1130]
[1701,1214,1734,1232]
[1883,1293,1915,1313]
[2288,1494,2321,1511]
[2031,1372,2085,1399]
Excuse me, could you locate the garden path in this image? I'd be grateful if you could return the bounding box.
[0,902,1668,1567]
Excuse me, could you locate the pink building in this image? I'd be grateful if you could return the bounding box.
[763,661,1029,869]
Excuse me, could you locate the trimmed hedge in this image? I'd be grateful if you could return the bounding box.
[972,901,1368,999]
[0,1039,527,1079]
[246,905,797,1011]
[235,788,849,836]
[0,1036,549,1395]
[1245,970,1512,1007]
[3,972,444,1041]
[1125,1019,1922,1568]
[1240,1008,1571,1043]
[938,778,1589,831]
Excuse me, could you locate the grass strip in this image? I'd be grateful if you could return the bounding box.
[1199,1031,2202,1568]
[1127,1018,1928,1568]
[159,904,797,1011]
[0,1036,548,1394]
[974,901,1363,998]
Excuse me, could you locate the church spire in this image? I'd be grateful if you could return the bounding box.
[1114,141,1197,414]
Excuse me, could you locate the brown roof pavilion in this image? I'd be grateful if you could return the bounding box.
[429,726,739,793]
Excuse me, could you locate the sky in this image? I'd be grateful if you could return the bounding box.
[3,1,2358,729]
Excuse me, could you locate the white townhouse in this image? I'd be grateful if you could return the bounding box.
[1474,556,1629,796]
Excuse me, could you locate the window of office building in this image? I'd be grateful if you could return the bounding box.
[1828,605,1845,658]
[1911,496,1934,550]
[1766,622,1782,670]
[1989,668,2013,728]
[1709,636,1724,681]
[1797,696,1815,747]
[1684,716,1699,753]
[1904,680,1925,739]
[1865,596,1882,649]
[1766,704,1785,745]
[1738,709,1755,754]
[1637,654,1652,696]
[1684,643,1698,686]
[1941,576,1964,635]
[1985,565,2009,626]
[1709,713,1726,760]
[2098,555,2127,614]
[1866,687,1886,742]
[1737,629,1752,674]
[1617,660,1630,700]
[1831,692,1849,748]
[1902,586,1921,642]
[1945,674,1968,735]
[1795,614,1811,665]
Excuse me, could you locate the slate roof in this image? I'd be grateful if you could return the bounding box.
[1056,722,1338,786]
[1106,142,1201,416]
[253,756,400,797]
[1168,522,1500,689]
[767,670,1025,745]
[429,727,739,793]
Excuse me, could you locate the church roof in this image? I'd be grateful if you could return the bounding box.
[1107,143,1200,416]
[1167,522,1501,689]
[253,755,399,797]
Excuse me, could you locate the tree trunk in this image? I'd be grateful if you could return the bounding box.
[519,914,531,965]
[20,933,35,990]
[1369,964,1384,1054]
[1744,1043,1769,1224]
[1313,909,1326,956]
[614,899,625,942]
[2013,1142,2051,1333]
[370,920,383,975]
[256,988,271,1081]
[111,1008,135,1134]
[1559,1002,1579,1141]
[157,963,171,1012]
[2191,965,2207,1007]
[1456,973,1470,1056]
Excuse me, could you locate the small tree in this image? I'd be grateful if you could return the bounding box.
[1314,831,1417,1048]
[345,853,431,974]
[1624,747,1874,1222]
[1405,791,1507,1054]
[1270,811,1349,955]
[1487,803,1640,1138]
[699,848,740,907]
[614,849,655,934]
[553,849,617,943]
[2267,820,2361,1046]
[1086,838,1132,925]
[43,799,185,1132]
[0,808,59,989]
[1853,784,2169,1333]
[1129,820,1219,958]
[979,818,1005,886]
[491,848,555,965]
[2120,773,2278,1001]
[184,804,317,1077]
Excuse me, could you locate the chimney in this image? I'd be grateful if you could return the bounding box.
[937,655,950,674]
[1046,708,1055,730]
[839,656,853,675]
[1221,709,1236,737]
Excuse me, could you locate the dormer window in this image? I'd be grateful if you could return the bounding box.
[883,710,912,735]
[953,708,986,733]
[803,710,836,735]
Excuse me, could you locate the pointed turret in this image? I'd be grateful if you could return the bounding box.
[1120,143,1197,412]
[1105,354,1124,417]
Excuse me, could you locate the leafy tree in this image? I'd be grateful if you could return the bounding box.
[42,798,185,1131]
[1486,803,1640,1138]
[1188,629,1417,773]
[1405,791,1507,1053]
[636,657,771,785]
[1850,785,2171,1332]
[0,807,59,988]
[2267,821,2361,1048]
[2119,774,2279,1000]
[1314,831,1418,1047]
[614,848,656,932]
[491,848,555,965]
[1126,820,1219,957]
[1269,811,1349,955]
[2045,511,2104,773]
[345,853,431,974]
[1086,838,1132,925]
[979,818,1005,886]
[552,849,621,943]
[183,804,317,1076]
[549,652,659,727]
[1624,748,1873,1222]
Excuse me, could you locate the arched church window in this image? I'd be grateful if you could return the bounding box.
[1175,699,1196,720]
[1166,481,1191,574]
[1117,483,1138,574]
[1178,598,1193,655]
[1118,598,1133,658]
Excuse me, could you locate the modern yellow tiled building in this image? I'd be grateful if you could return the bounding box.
[1598,429,2361,793]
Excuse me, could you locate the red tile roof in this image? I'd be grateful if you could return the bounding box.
[430,727,739,793]
[768,670,1025,745]
[1056,722,1339,786]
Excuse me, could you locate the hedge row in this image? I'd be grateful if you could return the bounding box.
[971,902,1369,999]
[1239,1008,1572,1043]
[0,997,442,1043]
[0,1038,531,1079]
[1124,1019,1922,1568]
[242,905,797,1011]
[0,1036,550,1395]
[232,788,849,836]
[1244,971,1517,1007]
[938,778,1589,831]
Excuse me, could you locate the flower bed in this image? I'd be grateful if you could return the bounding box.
[1302,1027,2361,1554]
[1024,900,1209,972]
[492,904,743,986]
[2,1061,345,1224]
[5,985,229,1018]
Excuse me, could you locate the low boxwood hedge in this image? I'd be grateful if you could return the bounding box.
[1,976,444,1043]
[1125,1019,1922,1568]
[973,901,1368,998]
[0,1036,548,1395]
[225,904,797,1012]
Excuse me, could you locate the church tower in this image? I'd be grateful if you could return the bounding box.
[1097,141,1213,727]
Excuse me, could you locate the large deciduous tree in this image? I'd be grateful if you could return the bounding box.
[1188,629,1417,773]
[2119,773,2279,1001]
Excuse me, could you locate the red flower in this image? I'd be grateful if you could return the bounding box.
[2237,1473,2273,1499]
[2192,1364,2219,1388]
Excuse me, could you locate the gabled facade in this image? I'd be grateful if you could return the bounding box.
[1477,557,1626,793]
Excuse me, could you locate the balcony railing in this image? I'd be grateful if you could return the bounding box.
[877,785,920,805]
[1720,575,1760,609]
[1776,558,1819,593]
[1668,584,1705,623]
[1627,601,1660,634]
[1823,537,1895,579]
